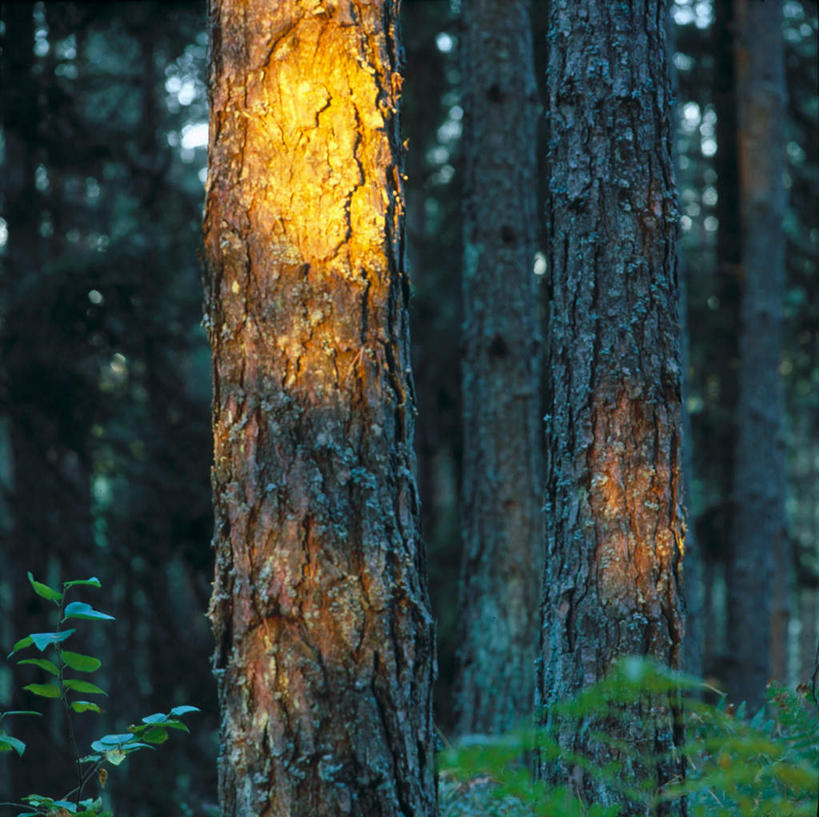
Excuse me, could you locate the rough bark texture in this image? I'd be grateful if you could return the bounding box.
[453,0,542,736]
[538,2,685,813]
[725,0,787,710]
[203,3,436,816]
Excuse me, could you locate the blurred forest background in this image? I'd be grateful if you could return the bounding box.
[0,1,816,814]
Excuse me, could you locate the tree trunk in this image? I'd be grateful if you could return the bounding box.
[453,0,542,736]
[669,12,703,681]
[538,2,685,813]
[725,0,787,710]
[203,3,436,816]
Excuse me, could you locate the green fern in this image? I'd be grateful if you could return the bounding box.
[440,657,819,817]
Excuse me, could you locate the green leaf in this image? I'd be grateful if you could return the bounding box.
[53,801,78,813]
[0,734,26,755]
[63,577,102,589]
[169,704,200,717]
[30,629,75,652]
[23,682,61,699]
[93,734,135,749]
[63,679,107,696]
[22,794,55,806]
[27,572,63,602]
[104,748,127,766]
[17,658,59,677]
[141,726,169,744]
[71,700,102,714]
[8,635,33,656]
[0,710,41,718]
[63,602,115,622]
[163,719,190,733]
[141,712,169,724]
[61,651,101,672]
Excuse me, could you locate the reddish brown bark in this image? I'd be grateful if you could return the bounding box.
[203,3,436,816]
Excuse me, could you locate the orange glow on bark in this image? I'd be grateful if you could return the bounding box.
[588,389,683,612]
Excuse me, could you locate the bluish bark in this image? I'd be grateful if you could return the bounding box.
[725,0,787,710]
[454,0,543,737]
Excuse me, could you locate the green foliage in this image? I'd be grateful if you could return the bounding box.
[440,657,819,816]
[0,574,199,817]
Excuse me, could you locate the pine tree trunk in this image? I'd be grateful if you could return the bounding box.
[696,0,742,681]
[203,3,436,815]
[538,2,685,812]
[453,0,542,736]
[725,0,787,710]
[669,13,703,681]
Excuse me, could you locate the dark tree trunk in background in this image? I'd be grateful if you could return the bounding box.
[725,0,787,709]
[453,0,542,736]
[1,5,93,800]
[203,2,436,816]
[701,0,743,682]
[669,13,703,681]
[538,2,685,812]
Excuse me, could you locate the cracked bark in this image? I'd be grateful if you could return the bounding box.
[538,2,686,814]
[203,2,436,816]
[453,0,542,737]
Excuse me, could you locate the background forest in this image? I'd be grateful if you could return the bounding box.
[0,1,817,815]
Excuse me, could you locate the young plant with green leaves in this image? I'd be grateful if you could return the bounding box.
[0,574,199,817]
[441,657,819,817]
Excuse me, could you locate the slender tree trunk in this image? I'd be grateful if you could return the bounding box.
[538,2,685,813]
[203,2,436,816]
[725,0,787,710]
[799,411,818,685]
[669,12,703,681]
[453,0,542,736]
[799,586,817,685]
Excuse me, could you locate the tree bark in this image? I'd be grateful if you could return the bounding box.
[669,11,703,682]
[203,3,436,816]
[725,0,787,710]
[538,2,685,813]
[453,0,542,736]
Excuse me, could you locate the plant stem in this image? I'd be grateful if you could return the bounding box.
[56,591,83,805]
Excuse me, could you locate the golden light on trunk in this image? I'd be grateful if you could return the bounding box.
[588,389,684,650]
[204,3,435,815]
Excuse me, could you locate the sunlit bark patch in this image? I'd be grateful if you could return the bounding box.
[588,388,684,657]
[204,2,434,816]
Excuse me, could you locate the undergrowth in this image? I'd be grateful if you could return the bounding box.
[0,573,198,817]
[440,656,819,816]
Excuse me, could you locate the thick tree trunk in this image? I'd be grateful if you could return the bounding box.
[725,0,787,710]
[453,0,542,736]
[538,2,685,813]
[203,3,436,816]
